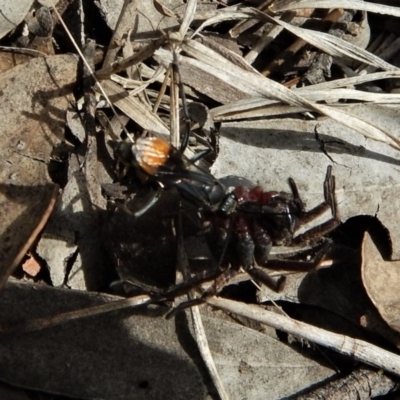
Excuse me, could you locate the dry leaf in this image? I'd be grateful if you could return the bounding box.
[153,0,177,18]
[96,0,184,32]
[0,281,335,399]
[0,54,78,291]
[361,231,400,332]
[0,0,33,40]
[21,253,41,277]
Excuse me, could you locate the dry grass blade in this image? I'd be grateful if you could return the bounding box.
[191,306,230,400]
[297,89,400,103]
[191,10,254,38]
[244,11,296,64]
[256,10,398,71]
[210,87,400,121]
[111,65,165,92]
[314,104,400,148]
[173,39,400,149]
[170,55,180,148]
[271,0,400,17]
[178,0,197,39]
[297,71,400,90]
[212,102,307,121]
[99,79,170,137]
[95,37,167,80]
[207,297,400,377]
[180,40,307,103]
[192,7,397,70]
[192,6,397,76]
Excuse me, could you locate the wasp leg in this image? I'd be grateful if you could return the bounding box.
[127,188,163,218]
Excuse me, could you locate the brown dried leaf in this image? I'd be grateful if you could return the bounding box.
[0,54,78,290]
[153,0,177,18]
[96,0,184,32]
[361,231,400,332]
[21,253,41,277]
[0,281,335,399]
[0,51,36,74]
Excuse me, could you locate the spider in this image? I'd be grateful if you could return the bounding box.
[199,165,340,296]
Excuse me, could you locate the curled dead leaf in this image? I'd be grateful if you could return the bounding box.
[361,231,400,332]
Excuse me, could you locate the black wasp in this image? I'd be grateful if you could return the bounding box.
[110,136,235,214]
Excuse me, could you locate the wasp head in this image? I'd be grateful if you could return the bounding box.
[109,140,137,166]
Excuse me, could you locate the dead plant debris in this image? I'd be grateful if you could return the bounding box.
[1,1,400,399]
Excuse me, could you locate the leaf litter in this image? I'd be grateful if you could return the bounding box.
[1,0,400,399]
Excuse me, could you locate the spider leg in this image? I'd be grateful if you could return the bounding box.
[165,266,237,319]
[291,166,340,246]
[252,219,272,265]
[245,265,286,291]
[288,177,306,213]
[114,187,163,218]
[323,165,338,219]
[236,216,286,292]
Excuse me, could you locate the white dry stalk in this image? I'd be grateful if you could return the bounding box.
[360,36,400,75]
[156,40,400,149]
[207,297,400,377]
[191,3,398,71]
[99,80,170,137]
[78,0,85,46]
[271,0,400,17]
[211,88,400,121]
[191,10,258,39]
[190,305,230,400]
[169,51,180,148]
[244,11,295,64]
[230,0,275,38]
[213,67,400,119]
[255,9,397,71]
[297,70,400,91]
[178,0,197,39]
[110,65,165,92]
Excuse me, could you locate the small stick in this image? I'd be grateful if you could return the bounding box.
[207,297,400,377]
[0,295,151,336]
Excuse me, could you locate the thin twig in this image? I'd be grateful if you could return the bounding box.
[0,295,151,336]
[207,297,400,377]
